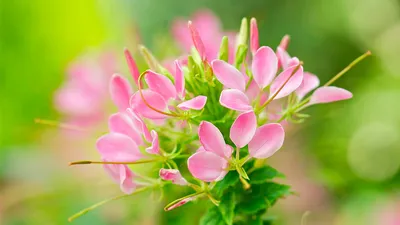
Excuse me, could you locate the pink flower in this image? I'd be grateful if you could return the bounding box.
[188,111,285,182]
[54,51,116,127]
[159,169,188,186]
[172,9,236,62]
[130,62,207,119]
[213,48,304,112]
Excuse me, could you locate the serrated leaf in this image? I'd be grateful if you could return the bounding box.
[249,166,280,184]
[236,196,268,215]
[218,192,236,225]
[213,171,240,197]
[200,206,226,225]
[253,182,291,206]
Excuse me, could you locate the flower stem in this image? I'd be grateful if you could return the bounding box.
[69,159,160,166]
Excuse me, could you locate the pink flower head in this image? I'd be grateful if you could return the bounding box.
[172,9,236,62]
[130,66,207,119]
[159,169,188,186]
[54,51,116,127]
[188,112,285,182]
[213,50,304,112]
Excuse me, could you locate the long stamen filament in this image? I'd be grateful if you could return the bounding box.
[34,118,86,131]
[137,71,180,117]
[256,63,303,113]
[69,159,159,166]
[68,187,150,222]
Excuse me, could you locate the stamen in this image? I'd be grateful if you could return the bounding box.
[324,50,371,87]
[256,63,303,113]
[69,159,159,166]
[34,118,86,131]
[137,71,180,117]
[68,187,150,222]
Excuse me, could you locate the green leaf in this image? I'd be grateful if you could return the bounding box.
[237,166,249,180]
[200,206,226,225]
[253,182,291,206]
[218,192,236,225]
[249,166,281,184]
[248,216,263,225]
[236,196,268,215]
[213,171,240,197]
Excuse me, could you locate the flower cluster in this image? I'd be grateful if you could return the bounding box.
[68,12,370,223]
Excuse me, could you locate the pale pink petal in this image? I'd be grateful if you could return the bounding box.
[220,89,252,112]
[198,121,228,158]
[230,111,257,148]
[130,89,168,119]
[159,168,188,186]
[279,35,290,51]
[250,18,259,55]
[172,18,193,52]
[177,96,207,110]
[145,70,177,100]
[245,80,260,100]
[165,196,197,211]
[308,86,353,105]
[296,72,320,100]
[103,164,136,194]
[145,130,160,155]
[126,108,152,142]
[252,46,278,89]
[270,65,304,99]
[287,57,300,68]
[248,123,285,159]
[188,21,207,61]
[124,48,140,86]
[276,47,291,69]
[187,151,228,182]
[96,133,143,161]
[118,165,136,194]
[211,60,246,92]
[108,112,143,145]
[174,60,185,99]
[110,74,133,111]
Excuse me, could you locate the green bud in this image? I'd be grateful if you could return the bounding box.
[218,36,229,62]
[139,45,173,79]
[237,18,248,47]
[234,44,248,68]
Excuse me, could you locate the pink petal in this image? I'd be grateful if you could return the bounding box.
[276,47,291,69]
[130,89,168,120]
[187,151,228,182]
[198,121,228,158]
[145,130,160,155]
[287,57,300,68]
[103,164,136,194]
[308,86,353,105]
[172,18,193,52]
[296,72,320,100]
[245,80,260,100]
[108,112,143,145]
[270,65,304,100]
[252,46,278,89]
[177,96,207,110]
[126,108,152,142]
[174,60,185,99]
[165,196,197,211]
[248,123,285,159]
[145,70,177,101]
[124,48,140,86]
[250,18,259,55]
[110,74,133,111]
[159,169,188,186]
[188,21,207,61]
[211,60,246,92]
[220,89,252,112]
[230,111,257,148]
[96,133,143,162]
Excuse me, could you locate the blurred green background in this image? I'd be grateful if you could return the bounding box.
[1,0,399,224]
